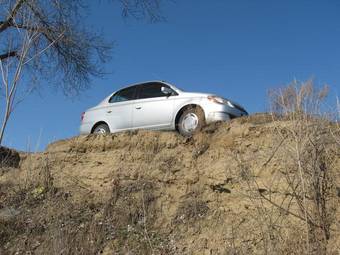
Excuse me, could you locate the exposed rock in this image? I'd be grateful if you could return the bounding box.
[210,184,231,193]
[0,146,20,168]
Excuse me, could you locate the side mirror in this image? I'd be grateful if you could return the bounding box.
[161,86,173,97]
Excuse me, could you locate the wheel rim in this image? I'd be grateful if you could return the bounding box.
[95,127,107,134]
[182,113,199,132]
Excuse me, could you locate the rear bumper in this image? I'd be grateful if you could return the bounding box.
[80,122,92,134]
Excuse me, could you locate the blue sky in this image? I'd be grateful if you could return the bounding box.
[2,0,340,151]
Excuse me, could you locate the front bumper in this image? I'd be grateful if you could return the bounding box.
[204,101,248,124]
[207,112,231,123]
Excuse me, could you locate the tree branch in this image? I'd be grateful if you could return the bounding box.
[11,22,41,32]
[0,0,27,33]
[0,51,18,60]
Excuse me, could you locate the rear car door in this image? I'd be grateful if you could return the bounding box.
[132,82,176,129]
[105,85,137,131]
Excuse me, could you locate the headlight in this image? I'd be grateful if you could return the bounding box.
[207,96,235,108]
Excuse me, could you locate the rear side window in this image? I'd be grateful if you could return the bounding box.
[138,83,171,99]
[109,86,137,103]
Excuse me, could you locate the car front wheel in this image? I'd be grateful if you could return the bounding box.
[178,107,205,136]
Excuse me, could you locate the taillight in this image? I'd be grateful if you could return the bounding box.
[81,112,85,122]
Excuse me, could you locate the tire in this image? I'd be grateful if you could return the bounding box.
[93,123,110,134]
[177,107,205,137]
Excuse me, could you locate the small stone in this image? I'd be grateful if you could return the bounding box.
[336,187,340,198]
[258,188,267,194]
[0,207,20,222]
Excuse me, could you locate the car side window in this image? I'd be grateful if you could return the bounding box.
[109,86,137,103]
[138,83,176,99]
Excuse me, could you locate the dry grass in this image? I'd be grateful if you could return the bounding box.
[173,190,209,224]
[0,163,174,254]
[268,79,329,118]
[237,80,340,255]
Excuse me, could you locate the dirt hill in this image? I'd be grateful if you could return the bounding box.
[0,114,339,255]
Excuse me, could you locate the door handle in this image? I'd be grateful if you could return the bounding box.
[135,106,142,110]
[107,110,112,113]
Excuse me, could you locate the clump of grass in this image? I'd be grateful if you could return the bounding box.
[173,191,209,224]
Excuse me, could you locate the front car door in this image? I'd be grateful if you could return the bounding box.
[105,85,138,131]
[132,82,177,130]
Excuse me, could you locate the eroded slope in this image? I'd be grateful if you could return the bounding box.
[1,114,339,254]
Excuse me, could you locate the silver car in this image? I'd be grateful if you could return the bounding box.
[80,81,248,136]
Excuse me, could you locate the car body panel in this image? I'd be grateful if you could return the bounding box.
[133,96,175,129]
[80,81,248,134]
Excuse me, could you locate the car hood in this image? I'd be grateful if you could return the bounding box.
[179,92,213,98]
[180,92,247,113]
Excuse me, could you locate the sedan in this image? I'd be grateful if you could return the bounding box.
[80,81,248,136]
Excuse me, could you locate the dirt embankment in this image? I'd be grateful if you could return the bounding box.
[0,114,339,254]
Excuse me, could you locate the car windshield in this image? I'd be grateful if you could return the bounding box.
[170,85,184,92]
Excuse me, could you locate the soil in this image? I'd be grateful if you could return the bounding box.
[0,114,339,254]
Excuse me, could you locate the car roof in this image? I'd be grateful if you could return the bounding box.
[118,80,173,90]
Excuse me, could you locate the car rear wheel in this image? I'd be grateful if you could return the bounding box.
[178,107,205,137]
[93,123,110,134]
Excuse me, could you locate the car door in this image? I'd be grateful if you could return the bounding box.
[132,82,176,130]
[105,85,137,131]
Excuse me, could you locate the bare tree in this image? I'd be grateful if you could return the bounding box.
[0,0,164,144]
[118,0,165,22]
